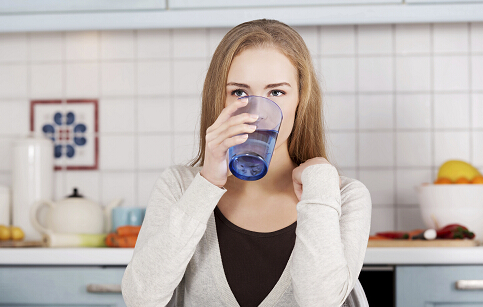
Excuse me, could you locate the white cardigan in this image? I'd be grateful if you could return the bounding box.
[121,164,372,307]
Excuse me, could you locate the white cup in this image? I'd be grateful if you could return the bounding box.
[0,185,10,226]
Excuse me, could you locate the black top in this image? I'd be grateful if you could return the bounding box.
[214,206,297,307]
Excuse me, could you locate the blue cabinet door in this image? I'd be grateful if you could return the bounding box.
[396,266,483,307]
[0,266,127,306]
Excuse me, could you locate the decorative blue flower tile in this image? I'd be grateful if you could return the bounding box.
[30,100,99,170]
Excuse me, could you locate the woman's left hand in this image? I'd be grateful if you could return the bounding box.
[292,157,341,201]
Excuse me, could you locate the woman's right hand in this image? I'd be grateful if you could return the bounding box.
[200,98,259,188]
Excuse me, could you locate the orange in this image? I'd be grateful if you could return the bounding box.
[434,177,453,184]
[455,177,470,184]
[471,176,483,184]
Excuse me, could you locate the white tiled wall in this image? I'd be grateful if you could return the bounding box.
[0,23,482,235]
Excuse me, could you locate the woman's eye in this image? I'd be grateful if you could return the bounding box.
[232,89,247,97]
[270,90,285,97]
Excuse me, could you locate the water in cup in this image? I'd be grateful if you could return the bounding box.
[228,96,283,181]
[229,129,278,181]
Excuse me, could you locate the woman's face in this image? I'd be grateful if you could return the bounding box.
[225,47,299,152]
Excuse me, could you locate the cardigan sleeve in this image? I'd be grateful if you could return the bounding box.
[121,166,226,307]
[290,164,372,307]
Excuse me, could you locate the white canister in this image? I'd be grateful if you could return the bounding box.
[12,135,54,241]
[0,186,10,225]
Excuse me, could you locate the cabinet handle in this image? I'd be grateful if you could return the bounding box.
[86,284,122,293]
[455,280,483,290]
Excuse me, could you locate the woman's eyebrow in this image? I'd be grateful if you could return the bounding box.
[226,82,250,88]
[226,82,291,89]
[264,82,291,89]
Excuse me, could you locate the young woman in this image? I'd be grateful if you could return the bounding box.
[122,19,372,307]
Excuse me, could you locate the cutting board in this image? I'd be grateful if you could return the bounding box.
[0,240,45,247]
[368,239,479,248]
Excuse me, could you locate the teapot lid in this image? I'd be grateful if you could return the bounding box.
[67,188,83,198]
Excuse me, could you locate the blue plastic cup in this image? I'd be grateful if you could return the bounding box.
[111,207,146,233]
[228,96,283,181]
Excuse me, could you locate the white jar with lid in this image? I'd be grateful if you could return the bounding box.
[0,186,10,226]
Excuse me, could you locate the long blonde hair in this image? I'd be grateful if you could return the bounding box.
[190,19,329,167]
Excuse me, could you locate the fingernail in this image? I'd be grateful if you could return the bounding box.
[250,114,259,119]
[249,125,257,130]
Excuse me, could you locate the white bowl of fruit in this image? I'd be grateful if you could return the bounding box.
[418,160,483,240]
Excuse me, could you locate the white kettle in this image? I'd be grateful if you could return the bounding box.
[30,188,123,235]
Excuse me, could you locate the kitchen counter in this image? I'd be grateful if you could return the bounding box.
[2,247,483,266]
[0,248,134,266]
[365,247,483,265]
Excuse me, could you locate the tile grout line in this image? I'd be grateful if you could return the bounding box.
[39,85,456,96]
[317,25,327,165]
[392,24,398,230]
[319,28,335,170]
[134,30,139,207]
[98,30,103,204]
[430,23,436,182]
[4,89,483,102]
[0,57,201,65]
[327,127,483,132]
[0,165,437,172]
[4,126,482,138]
[26,32,31,124]
[170,29,175,168]
[4,166,439,173]
[0,49,481,65]
[61,31,68,198]
[354,24,360,182]
[317,25,321,60]
[468,22,473,165]
[0,51,480,66]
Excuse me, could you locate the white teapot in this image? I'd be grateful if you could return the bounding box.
[30,188,123,235]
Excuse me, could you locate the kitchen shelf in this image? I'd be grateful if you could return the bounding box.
[168,0,402,9]
[0,0,166,14]
[0,2,483,33]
